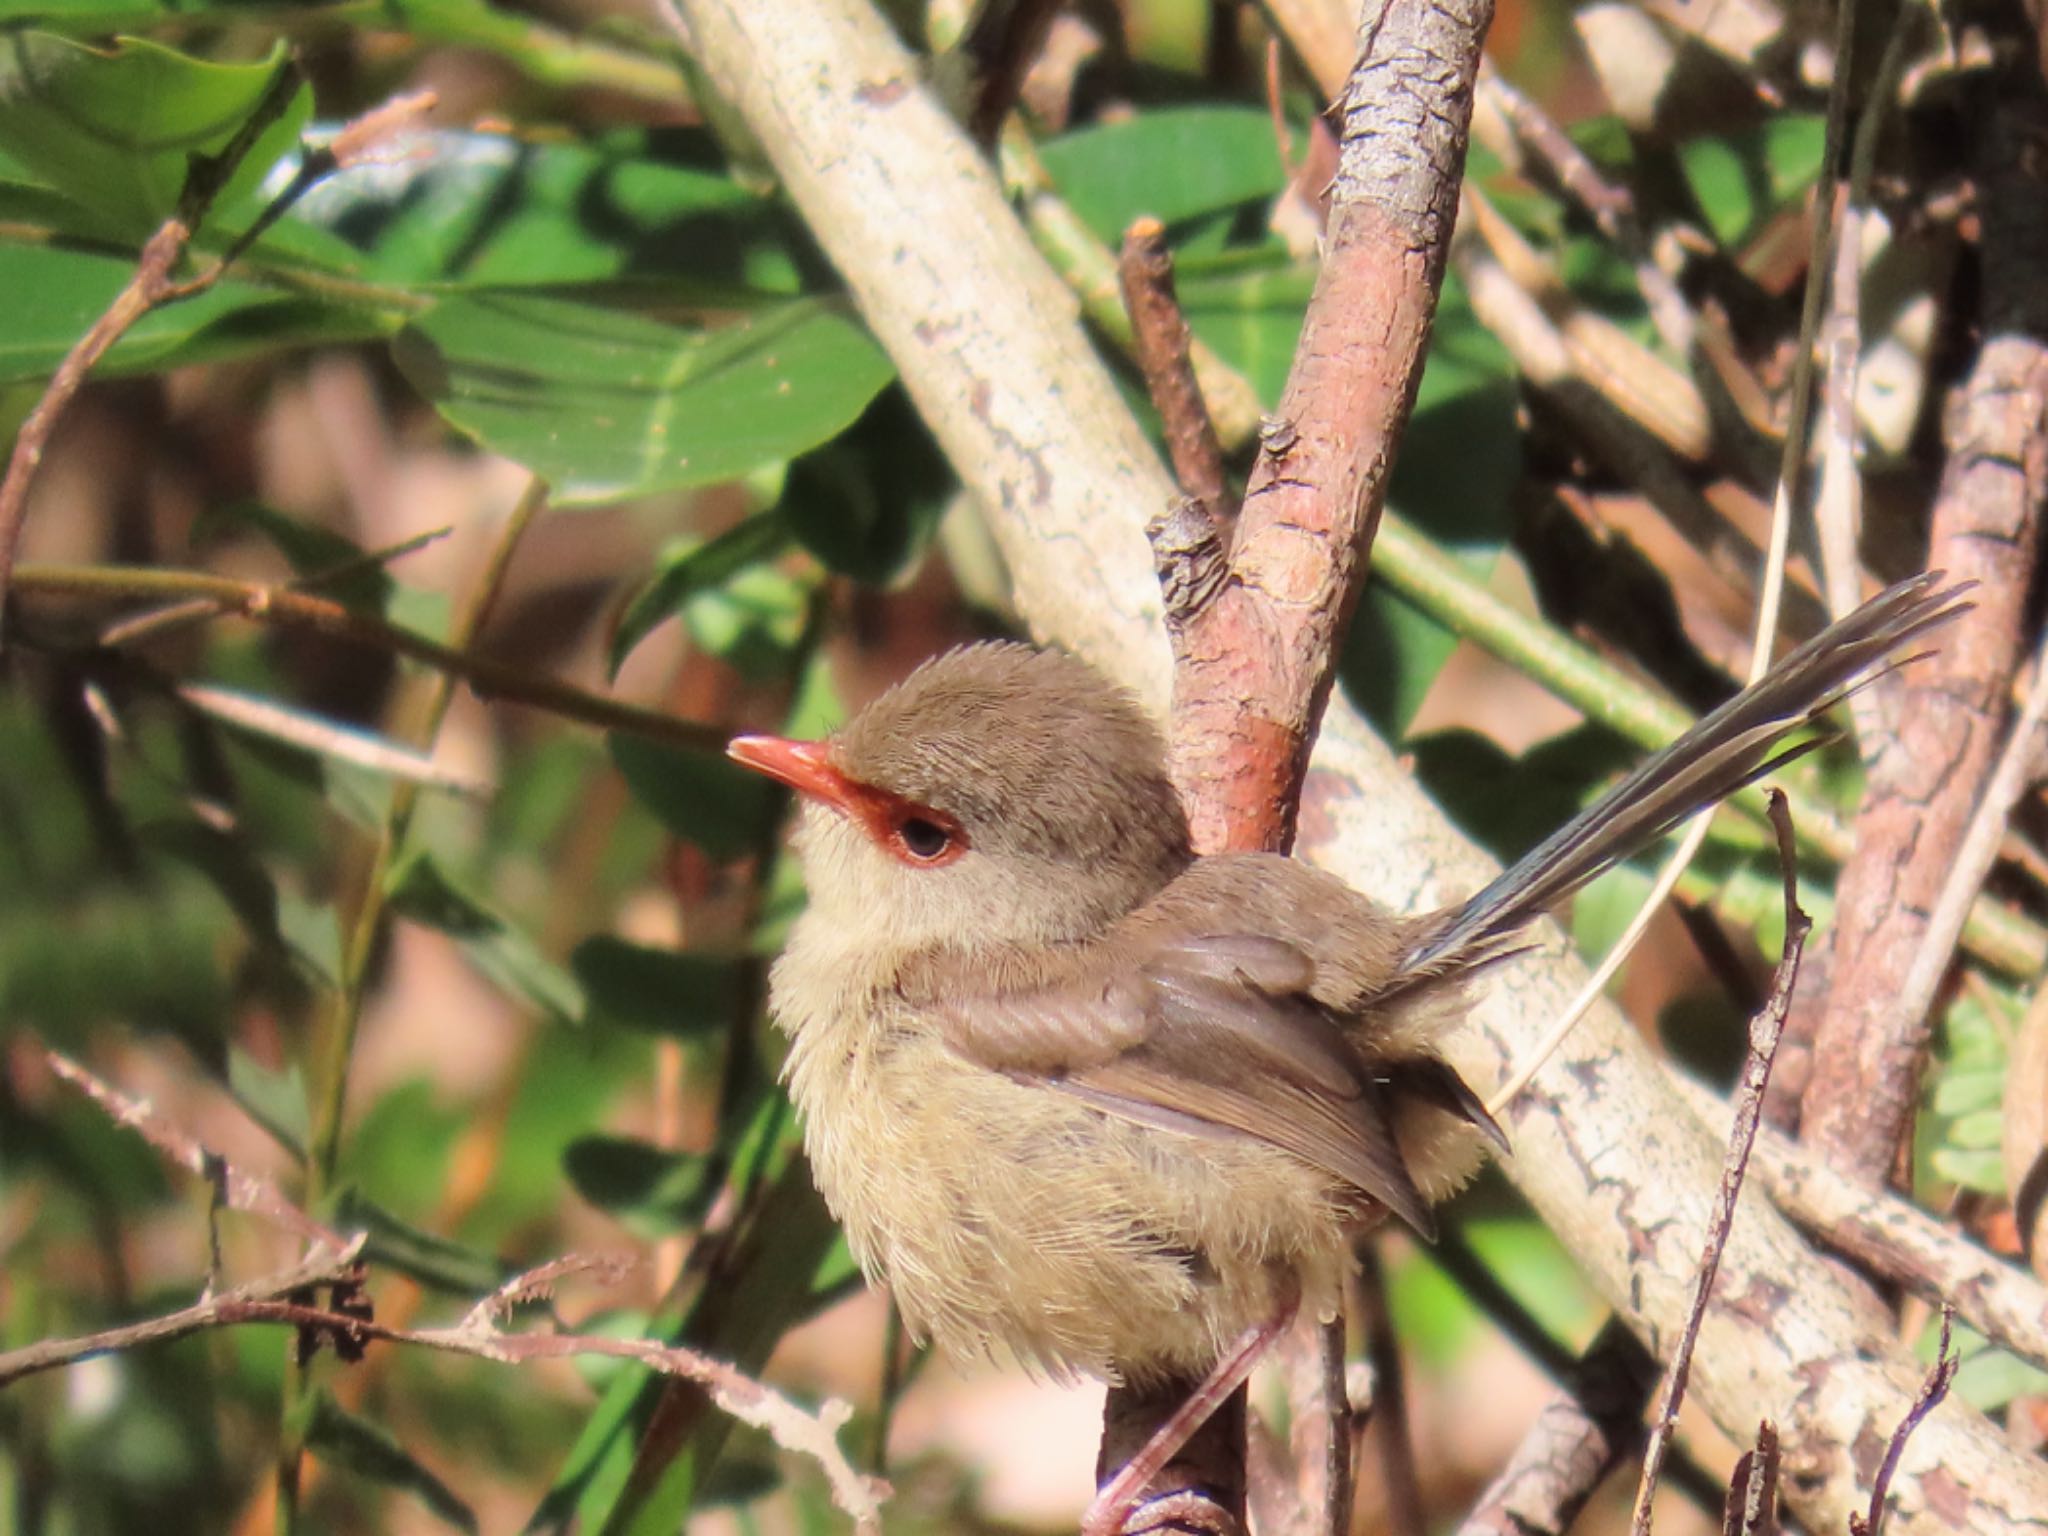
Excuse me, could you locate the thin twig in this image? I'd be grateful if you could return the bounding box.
[43,1050,344,1253]
[0,1242,367,1387]
[1669,1072,2048,1376]
[1118,217,1232,515]
[1630,792,1811,1534]
[1850,1309,1958,1536]
[98,525,453,648]
[0,1281,886,1533]
[13,562,727,757]
[1813,8,1922,752]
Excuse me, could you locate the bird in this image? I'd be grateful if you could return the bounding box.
[725,572,1965,1534]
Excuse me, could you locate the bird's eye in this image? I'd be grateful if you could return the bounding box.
[895,816,954,861]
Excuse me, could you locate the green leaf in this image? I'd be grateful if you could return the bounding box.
[303,1391,478,1532]
[608,736,778,863]
[336,1189,507,1296]
[295,126,801,293]
[1180,258,1310,407]
[1570,862,1655,965]
[572,936,745,1038]
[1678,114,1825,249]
[1931,1071,2006,1117]
[385,850,585,1022]
[563,1135,720,1232]
[0,240,373,383]
[609,515,792,676]
[1930,1147,2006,1193]
[1037,107,1285,244]
[1951,1344,2048,1413]
[0,34,306,239]
[1945,1106,2006,1150]
[780,384,954,584]
[391,294,894,507]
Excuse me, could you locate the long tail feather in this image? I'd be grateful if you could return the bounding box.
[1396,571,1973,982]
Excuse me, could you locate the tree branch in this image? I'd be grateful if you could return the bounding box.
[662,0,2048,1528]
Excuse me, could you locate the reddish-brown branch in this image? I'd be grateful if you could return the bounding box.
[1108,1,1494,1528]
[1119,217,1232,516]
[1800,2,2048,1184]
[1161,0,1492,855]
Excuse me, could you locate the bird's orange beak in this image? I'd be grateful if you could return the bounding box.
[728,735,859,814]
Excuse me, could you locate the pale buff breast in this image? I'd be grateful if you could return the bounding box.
[770,926,1352,1383]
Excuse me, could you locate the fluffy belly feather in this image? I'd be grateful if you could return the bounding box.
[778,960,1348,1383]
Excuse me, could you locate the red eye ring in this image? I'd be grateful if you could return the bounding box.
[888,808,967,867]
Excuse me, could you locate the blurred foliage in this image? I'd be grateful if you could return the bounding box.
[1,0,2041,1531]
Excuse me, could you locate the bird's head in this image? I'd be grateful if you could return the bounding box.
[729,643,1190,956]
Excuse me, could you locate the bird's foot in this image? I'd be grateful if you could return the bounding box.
[1082,1488,1242,1536]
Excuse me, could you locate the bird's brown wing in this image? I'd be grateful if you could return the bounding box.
[932,932,1438,1237]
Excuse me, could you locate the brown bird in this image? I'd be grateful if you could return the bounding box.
[727,573,1964,1534]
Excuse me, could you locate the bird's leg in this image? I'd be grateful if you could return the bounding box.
[1082,1277,1301,1536]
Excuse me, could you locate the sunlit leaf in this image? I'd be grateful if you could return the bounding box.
[0,34,307,238]
[1038,107,1285,243]
[1678,114,1825,249]
[391,294,894,506]
[296,126,800,292]
[0,240,374,383]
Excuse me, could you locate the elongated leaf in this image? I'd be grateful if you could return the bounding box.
[385,850,584,1021]
[609,515,792,675]
[335,1189,507,1296]
[608,736,776,863]
[564,1136,720,1232]
[572,936,745,1037]
[0,240,376,383]
[1037,106,1285,243]
[304,1392,478,1533]
[392,294,893,506]
[295,126,799,292]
